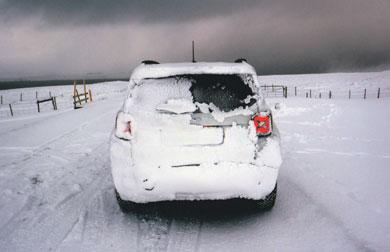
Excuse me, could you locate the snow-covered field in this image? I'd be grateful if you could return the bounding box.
[0,71,389,251]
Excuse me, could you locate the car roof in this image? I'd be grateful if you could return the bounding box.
[130,62,258,81]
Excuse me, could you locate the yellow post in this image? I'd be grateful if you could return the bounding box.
[83,80,87,103]
[73,81,77,96]
[75,89,82,105]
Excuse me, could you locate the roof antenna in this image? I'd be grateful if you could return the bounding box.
[192,40,196,63]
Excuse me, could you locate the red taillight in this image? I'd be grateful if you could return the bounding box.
[115,112,134,140]
[123,121,132,135]
[253,112,272,136]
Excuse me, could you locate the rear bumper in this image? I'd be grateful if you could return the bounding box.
[110,133,282,203]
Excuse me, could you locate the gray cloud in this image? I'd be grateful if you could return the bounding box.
[0,0,390,79]
[0,0,260,26]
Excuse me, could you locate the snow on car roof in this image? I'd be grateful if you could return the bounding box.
[130,62,258,81]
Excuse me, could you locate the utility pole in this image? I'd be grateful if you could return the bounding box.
[192,40,196,63]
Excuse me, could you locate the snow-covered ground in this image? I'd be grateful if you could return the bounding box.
[0,71,389,251]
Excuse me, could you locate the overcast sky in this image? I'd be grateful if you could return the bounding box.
[1,0,390,79]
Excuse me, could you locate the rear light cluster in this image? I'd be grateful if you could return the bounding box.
[253,111,272,136]
[115,112,134,140]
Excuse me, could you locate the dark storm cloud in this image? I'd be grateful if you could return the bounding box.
[0,0,390,79]
[0,0,260,26]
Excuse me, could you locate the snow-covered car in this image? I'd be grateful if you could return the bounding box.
[110,60,282,211]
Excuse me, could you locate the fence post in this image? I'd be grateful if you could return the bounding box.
[51,97,56,110]
[37,101,40,113]
[319,93,321,99]
[54,97,57,110]
[89,89,93,102]
[73,80,77,95]
[306,92,308,98]
[75,89,82,105]
[1,95,2,104]
[329,90,332,99]
[284,87,288,98]
[9,104,13,116]
[20,93,22,102]
[349,90,351,99]
[363,89,366,99]
[309,89,312,98]
[377,88,380,99]
[294,86,297,96]
[73,81,77,109]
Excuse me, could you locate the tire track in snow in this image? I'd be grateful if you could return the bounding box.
[56,187,139,252]
[136,208,173,252]
[0,142,111,251]
[0,101,119,231]
[0,195,38,239]
[0,141,105,233]
[278,157,376,251]
[57,215,81,248]
[54,190,83,210]
[0,102,117,171]
[0,167,109,251]
[167,217,203,252]
[134,205,207,252]
[134,202,214,252]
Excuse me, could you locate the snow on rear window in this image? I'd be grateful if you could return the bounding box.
[131,77,193,113]
[134,74,256,112]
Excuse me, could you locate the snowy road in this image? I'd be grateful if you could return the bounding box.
[0,95,389,251]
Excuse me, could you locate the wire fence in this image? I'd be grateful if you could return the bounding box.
[260,85,286,98]
[260,85,390,100]
[0,93,71,118]
[0,84,127,119]
[2,83,387,119]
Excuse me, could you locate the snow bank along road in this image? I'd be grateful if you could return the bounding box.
[0,86,389,251]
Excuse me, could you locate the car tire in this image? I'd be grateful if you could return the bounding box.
[256,183,277,211]
[115,189,137,212]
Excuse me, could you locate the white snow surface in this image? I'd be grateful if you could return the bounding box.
[156,98,197,114]
[0,71,390,251]
[209,104,254,122]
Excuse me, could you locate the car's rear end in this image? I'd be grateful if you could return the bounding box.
[110,62,282,205]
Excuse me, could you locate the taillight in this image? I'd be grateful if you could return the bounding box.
[115,112,134,140]
[253,111,272,136]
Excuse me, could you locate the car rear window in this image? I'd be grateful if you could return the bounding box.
[139,74,256,112]
[186,74,255,112]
